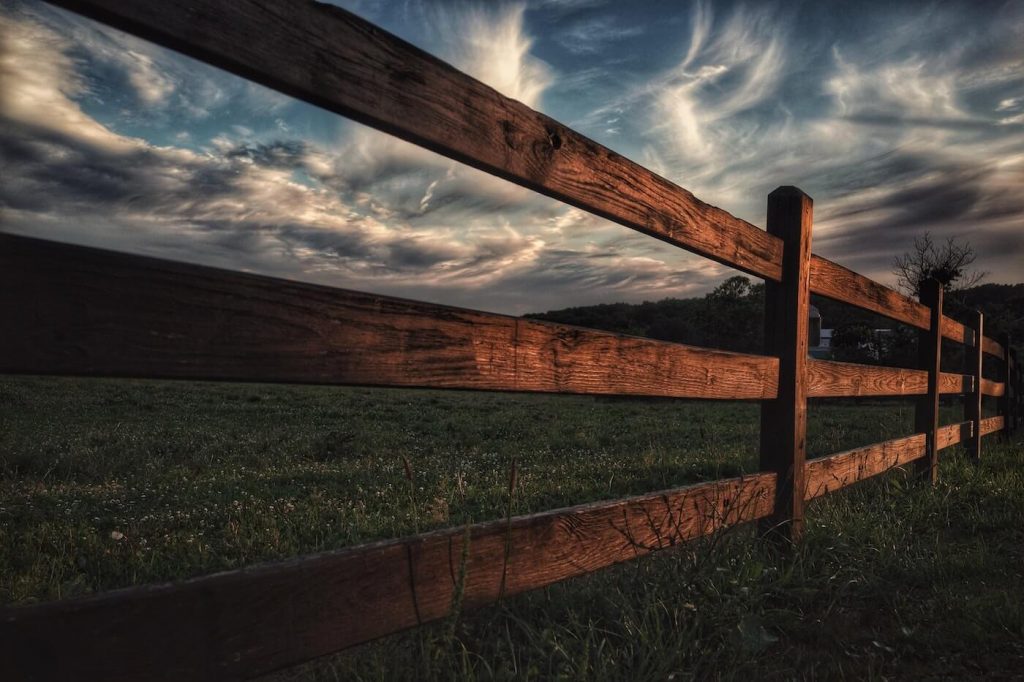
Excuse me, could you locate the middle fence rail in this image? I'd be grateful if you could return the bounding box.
[0,1,1019,680]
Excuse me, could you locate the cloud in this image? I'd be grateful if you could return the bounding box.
[2,0,724,315]
[433,3,552,109]
[0,6,588,310]
[527,0,610,17]
[2,0,1022,318]
[0,8,134,152]
[123,50,174,104]
[652,2,788,170]
[596,1,1024,289]
[827,49,966,126]
[556,17,643,55]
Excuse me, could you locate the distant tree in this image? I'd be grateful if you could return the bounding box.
[892,232,986,300]
[707,275,755,303]
[526,280,1024,365]
[703,276,764,353]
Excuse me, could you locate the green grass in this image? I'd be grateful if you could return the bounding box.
[1,376,1021,679]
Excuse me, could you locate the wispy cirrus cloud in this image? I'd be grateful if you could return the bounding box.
[2,1,723,313]
[556,16,643,55]
[436,3,553,109]
[597,0,1024,287]
[1,0,1022,317]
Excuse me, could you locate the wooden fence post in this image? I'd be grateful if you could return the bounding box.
[759,186,812,543]
[1017,349,1022,434]
[963,310,983,461]
[914,279,942,483]
[1018,349,1023,435]
[999,332,1012,439]
[1012,347,1020,436]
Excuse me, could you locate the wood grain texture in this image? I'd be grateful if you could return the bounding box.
[979,416,1004,437]
[806,360,969,397]
[936,421,972,450]
[964,310,984,460]
[914,279,942,483]
[0,234,778,400]
[981,335,1005,360]
[759,187,812,542]
[803,416,988,500]
[808,257,975,347]
[0,473,776,681]
[936,417,1004,446]
[940,314,974,347]
[805,434,926,500]
[809,256,928,329]
[40,0,783,281]
[980,379,1005,398]
[939,371,974,395]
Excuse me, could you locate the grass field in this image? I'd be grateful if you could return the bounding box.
[1,375,1022,679]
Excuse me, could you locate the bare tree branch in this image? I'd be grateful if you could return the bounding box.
[892,232,987,300]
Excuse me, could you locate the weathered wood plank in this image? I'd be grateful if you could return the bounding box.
[936,421,972,450]
[981,335,1005,360]
[40,0,783,281]
[939,371,974,395]
[979,415,1004,437]
[0,472,776,681]
[804,433,926,500]
[804,416,988,500]
[808,257,975,347]
[914,279,942,483]
[807,360,926,396]
[980,379,1005,398]
[809,256,928,329]
[759,187,812,542]
[937,417,1002,447]
[940,314,974,347]
[964,310,984,461]
[806,360,969,397]
[0,234,778,400]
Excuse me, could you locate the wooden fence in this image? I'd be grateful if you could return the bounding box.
[1,1,1020,680]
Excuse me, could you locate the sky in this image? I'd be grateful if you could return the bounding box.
[1,0,1022,315]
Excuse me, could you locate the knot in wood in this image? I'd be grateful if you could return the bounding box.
[544,125,562,150]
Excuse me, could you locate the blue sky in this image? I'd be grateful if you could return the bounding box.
[1,0,1022,314]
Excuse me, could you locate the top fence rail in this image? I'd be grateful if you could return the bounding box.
[38,0,1003,359]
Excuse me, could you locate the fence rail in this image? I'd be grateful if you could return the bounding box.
[0,235,780,401]
[0,235,986,402]
[1,1,1021,680]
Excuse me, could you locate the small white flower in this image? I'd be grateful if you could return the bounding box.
[110,530,125,541]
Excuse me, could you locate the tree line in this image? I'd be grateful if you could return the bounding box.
[527,235,1022,367]
[526,278,1024,367]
